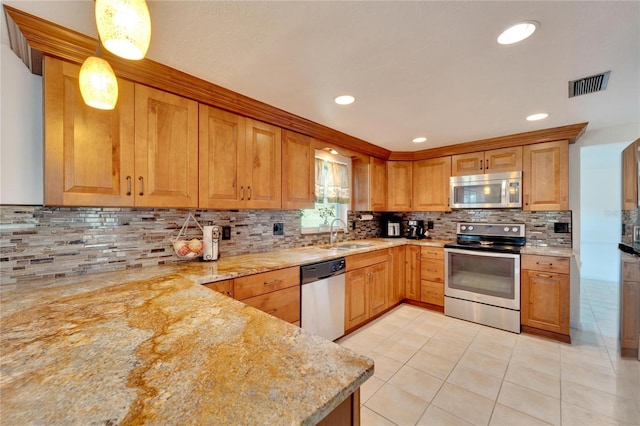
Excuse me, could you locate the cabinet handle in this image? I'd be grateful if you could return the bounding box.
[270,308,279,314]
[226,291,232,297]
[486,161,489,170]
[264,279,281,286]
[536,261,553,266]
[138,176,144,196]
[240,186,245,200]
[126,176,132,196]
[525,195,529,206]
[248,186,252,200]
[536,273,553,278]
[480,159,483,170]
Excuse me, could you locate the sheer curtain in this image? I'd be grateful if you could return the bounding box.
[315,159,350,204]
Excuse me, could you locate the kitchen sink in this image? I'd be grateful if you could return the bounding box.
[323,243,372,250]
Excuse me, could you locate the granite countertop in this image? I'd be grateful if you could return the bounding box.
[520,246,574,257]
[0,268,373,424]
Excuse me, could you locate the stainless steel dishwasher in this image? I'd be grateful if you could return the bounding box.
[300,257,346,341]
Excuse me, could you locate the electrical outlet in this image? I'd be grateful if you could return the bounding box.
[351,221,357,230]
[273,223,284,235]
[554,222,570,233]
[222,226,231,240]
[427,220,434,230]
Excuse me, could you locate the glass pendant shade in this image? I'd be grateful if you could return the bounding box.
[79,56,119,110]
[95,0,151,60]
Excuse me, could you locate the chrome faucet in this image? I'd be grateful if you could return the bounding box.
[330,218,347,245]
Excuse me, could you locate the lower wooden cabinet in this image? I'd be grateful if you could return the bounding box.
[420,247,444,306]
[388,246,406,306]
[620,254,640,358]
[405,245,421,301]
[521,254,570,337]
[203,267,300,325]
[345,249,390,330]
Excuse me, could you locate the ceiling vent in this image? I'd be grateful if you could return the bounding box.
[568,71,611,98]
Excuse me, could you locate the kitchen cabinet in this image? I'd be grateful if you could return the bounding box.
[622,139,639,210]
[282,130,315,209]
[203,279,234,298]
[620,254,640,358]
[451,147,522,176]
[413,156,451,211]
[388,245,406,306]
[352,156,387,211]
[521,254,570,339]
[204,267,300,325]
[405,245,421,301]
[44,57,199,207]
[199,105,282,209]
[420,247,444,306]
[523,140,569,211]
[387,161,413,211]
[345,249,390,330]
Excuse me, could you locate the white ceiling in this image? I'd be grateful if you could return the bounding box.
[3,1,639,152]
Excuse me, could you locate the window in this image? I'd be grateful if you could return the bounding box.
[301,151,351,234]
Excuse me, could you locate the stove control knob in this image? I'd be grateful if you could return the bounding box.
[512,227,519,233]
[468,226,474,231]
[461,225,467,231]
[504,227,510,232]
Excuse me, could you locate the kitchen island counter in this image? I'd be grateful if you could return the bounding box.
[0,268,373,425]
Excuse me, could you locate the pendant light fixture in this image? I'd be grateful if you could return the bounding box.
[79,43,119,110]
[95,0,151,60]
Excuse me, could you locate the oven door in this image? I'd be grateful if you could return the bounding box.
[444,248,520,310]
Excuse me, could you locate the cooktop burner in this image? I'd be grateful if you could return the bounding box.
[444,222,526,254]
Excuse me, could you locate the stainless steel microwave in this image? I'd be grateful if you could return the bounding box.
[450,171,522,209]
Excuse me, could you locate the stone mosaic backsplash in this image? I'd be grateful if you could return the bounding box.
[621,208,639,245]
[0,205,571,285]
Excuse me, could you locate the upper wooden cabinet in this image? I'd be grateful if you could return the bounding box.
[134,85,199,208]
[43,57,198,207]
[622,139,639,210]
[452,147,522,176]
[523,140,569,211]
[413,156,451,211]
[387,161,413,211]
[199,105,281,209]
[282,130,315,209]
[352,156,387,211]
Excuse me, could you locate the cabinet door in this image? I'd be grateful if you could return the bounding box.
[622,140,639,210]
[521,270,570,334]
[387,161,413,211]
[345,269,369,330]
[413,156,451,211]
[245,119,282,209]
[369,262,388,317]
[451,152,484,176]
[523,140,569,211]
[199,105,246,209]
[388,246,406,305]
[405,245,421,301]
[282,130,314,209]
[420,258,444,283]
[203,279,234,298]
[43,57,135,206]
[242,286,300,324]
[620,279,639,351]
[370,157,388,211]
[485,147,522,173]
[420,281,444,306]
[134,84,199,207]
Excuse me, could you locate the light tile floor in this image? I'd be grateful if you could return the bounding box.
[337,279,640,426]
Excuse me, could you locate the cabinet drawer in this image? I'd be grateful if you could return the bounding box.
[623,259,640,282]
[421,247,444,260]
[420,280,444,306]
[521,255,569,274]
[420,258,444,282]
[242,286,300,324]
[346,249,391,271]
[234,267,299,300]
[203,279,234,298]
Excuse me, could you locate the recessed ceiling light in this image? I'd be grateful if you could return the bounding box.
[497,21,539,45]
[334,95,355,105]
[526,113,549,121]
[412,137,427,143]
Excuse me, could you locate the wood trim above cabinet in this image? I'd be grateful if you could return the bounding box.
[4,4,390,160]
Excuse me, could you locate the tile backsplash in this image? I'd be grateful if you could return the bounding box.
[0,205,571,285]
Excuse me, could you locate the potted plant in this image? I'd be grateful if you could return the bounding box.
[318,206,335,229]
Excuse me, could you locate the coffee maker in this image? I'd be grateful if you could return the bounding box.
[406,220,425,239]
[381,216,402,238]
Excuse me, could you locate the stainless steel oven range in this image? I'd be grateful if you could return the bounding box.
[444,222,525,333]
